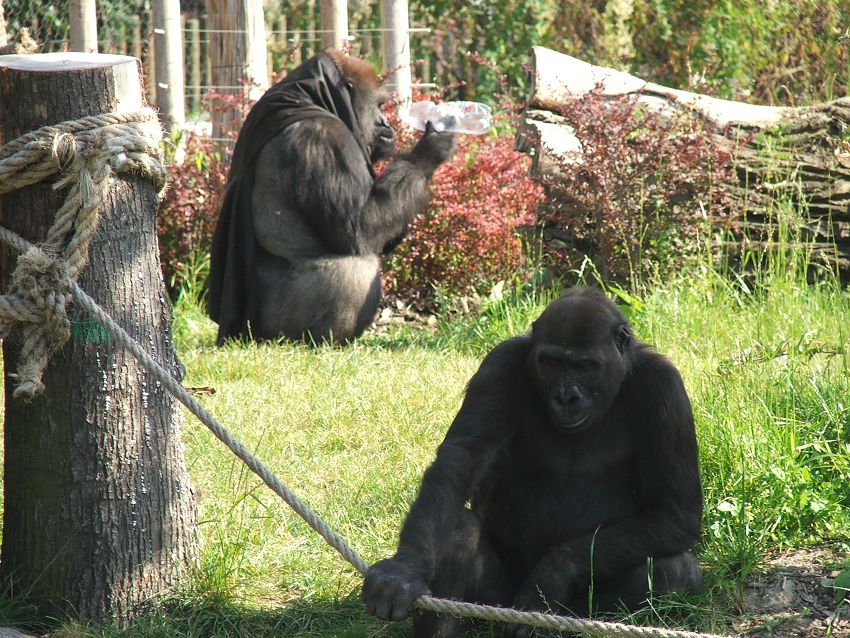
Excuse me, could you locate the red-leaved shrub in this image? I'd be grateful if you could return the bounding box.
[383,133,543,298]
[540,89,737,288]
[158,132,228,292]
[158,90,251,293]
[380,95,545,300]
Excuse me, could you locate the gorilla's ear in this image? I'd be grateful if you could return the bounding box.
[614,324,631,354]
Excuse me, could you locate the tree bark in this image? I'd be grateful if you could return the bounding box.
[517,46,850,275]
[0,53,198,625]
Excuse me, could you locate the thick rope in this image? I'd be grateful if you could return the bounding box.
[0,115,732,638]
[0,108,165,400]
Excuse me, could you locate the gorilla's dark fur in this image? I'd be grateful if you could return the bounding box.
[207,50,456,344]
[362,288,703,638]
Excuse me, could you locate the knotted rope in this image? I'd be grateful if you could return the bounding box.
[0,108,165,399]
[0,113,732,638]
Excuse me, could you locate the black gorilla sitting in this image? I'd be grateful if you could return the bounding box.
[207,50,456,344]
[362,288,703,638]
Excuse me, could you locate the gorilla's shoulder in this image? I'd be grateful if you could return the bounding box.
[482,335,531,364]
[458,336,533,412]
[284,116,355,146]
[471,336,532,384]
[626,344,688,397]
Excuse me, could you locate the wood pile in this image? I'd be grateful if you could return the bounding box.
[516,46,850,276]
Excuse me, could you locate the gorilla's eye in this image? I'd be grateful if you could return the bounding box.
[537,351,565,377]
[571,358,598,372]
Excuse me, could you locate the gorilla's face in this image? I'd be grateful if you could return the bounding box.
[337,54,397,163]
[357,88,395,162]
[527,292,632,431]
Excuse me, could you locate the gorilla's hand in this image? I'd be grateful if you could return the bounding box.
[361,557,430,621]
[370,112,397,162]
[410,121,457,174]
[504,548,579,638]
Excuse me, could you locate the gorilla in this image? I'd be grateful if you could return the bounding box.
[207,49,456,344]
[362,288,703,638]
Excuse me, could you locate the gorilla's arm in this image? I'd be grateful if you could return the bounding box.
[516,349,703,608]
[361,338,528,621]
[257,117,454,258]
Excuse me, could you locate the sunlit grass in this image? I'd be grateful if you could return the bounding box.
[6,239,850,637]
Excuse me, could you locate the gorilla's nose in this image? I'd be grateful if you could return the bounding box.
[551,383,590,427]
[563,384,583,408]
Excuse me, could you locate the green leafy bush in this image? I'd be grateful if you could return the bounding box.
[546,0,850,105]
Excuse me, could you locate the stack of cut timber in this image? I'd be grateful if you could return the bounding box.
[516,46,850,276]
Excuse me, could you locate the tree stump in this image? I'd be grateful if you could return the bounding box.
[0,53,198,624]
[517,46,850,276]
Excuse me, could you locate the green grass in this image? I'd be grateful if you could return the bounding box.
[5,243,850,637]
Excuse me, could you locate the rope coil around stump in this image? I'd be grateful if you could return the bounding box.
[0,108,166,400]
[0,114,733,638]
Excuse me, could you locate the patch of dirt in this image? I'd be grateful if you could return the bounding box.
[733,544,850,637]
[368,297,439,336]
[368,290,491,337]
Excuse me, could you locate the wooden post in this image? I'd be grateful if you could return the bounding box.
[146,21,156,106]
[201,14,211,103]
[247,0,268,90]
[186,17,202,111]
[205,0,268,144]
[272,15,288,75]
[69,0,98,53]
[132,15,142,59]
[0,0,8,47]
[0,52,199,624]
[380,0,412,103]
[152,0,186,132]
[305,0,316,57]
[319,0,349,50]
[291,29,303,66]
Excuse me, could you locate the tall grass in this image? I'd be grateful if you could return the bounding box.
[3,230,849,636]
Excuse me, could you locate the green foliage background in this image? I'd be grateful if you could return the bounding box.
[9,0,850,103]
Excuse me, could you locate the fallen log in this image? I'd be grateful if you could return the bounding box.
[517,46,850,278]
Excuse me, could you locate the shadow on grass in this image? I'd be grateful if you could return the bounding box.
[0,592,416,638]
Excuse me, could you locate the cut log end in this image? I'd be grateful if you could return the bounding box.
[0,53,144,116]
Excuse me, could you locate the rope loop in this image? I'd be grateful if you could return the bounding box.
[0,108,165,400]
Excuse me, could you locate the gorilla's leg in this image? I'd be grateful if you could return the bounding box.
[413,509,514,638]
[309,255,383,342]
[571,551,702,615]
[255,251,381,343]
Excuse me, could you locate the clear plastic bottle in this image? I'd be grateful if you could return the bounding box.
[398,100,493,135]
